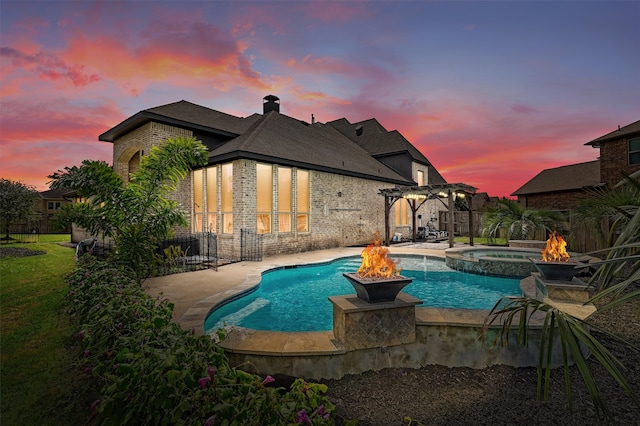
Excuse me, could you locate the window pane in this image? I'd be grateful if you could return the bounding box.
[256,164,272,212]
[206,167,217,213]
[257,213,271,234]
[629,137,640,152]
[630,151,640,165]
[223,213,233,234]
[297,170,309,212]
[221,163,233,233]
[278,167,292,213]
[279,213,291,233]
[207,214,217,233]
[193,169,203,213]
[395,199,408,226]
[193,214,204,233]
[297,214,308,232]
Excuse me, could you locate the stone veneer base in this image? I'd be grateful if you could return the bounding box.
[329,292,422,351]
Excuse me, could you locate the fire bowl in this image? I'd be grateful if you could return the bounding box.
[343,273,413,303]
[529,258,581,281]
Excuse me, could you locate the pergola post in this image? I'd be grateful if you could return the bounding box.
[448,190,454,248]
[384,195,393,246]
[468,208,474,247]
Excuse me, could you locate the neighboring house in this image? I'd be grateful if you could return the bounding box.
[585,119,640,187]
[97,95,447,258]
[511,119,640,210]
[36,188,72,232]
[511,160,602,210]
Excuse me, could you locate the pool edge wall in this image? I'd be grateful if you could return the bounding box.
[219,309,565,381]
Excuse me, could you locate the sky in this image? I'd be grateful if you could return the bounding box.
[1,0,638,198]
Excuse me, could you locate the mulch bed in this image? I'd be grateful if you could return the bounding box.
[322,286,640,425]
[0,247,47,258]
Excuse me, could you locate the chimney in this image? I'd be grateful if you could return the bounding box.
[263,95,280,114]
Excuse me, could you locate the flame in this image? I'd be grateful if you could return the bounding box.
[541,230,570,262]
[357,231,401,279]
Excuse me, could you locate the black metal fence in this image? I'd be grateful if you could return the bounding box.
[240,229,263,261]
[75,232,219,276]
[0,225,69,244]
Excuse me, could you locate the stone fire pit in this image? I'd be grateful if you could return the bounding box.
[343,273,413,303]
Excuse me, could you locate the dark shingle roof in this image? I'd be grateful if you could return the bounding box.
[208,112,410,184]
[99,100,260,142]
[326,118,433,165]
[585,119,640,147]
[39,188,73,199]
[511,160,601,196]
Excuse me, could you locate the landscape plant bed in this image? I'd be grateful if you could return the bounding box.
[322,284,640,425]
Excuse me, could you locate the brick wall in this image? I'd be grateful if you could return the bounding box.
[520,190,590,210]
[599,137,640,187]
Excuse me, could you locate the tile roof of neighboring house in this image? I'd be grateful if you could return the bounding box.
[511,160,601,196]
[585,119,640,147]
[208,111,410,184]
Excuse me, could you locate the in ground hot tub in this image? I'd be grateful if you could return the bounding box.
[445,246,543,277]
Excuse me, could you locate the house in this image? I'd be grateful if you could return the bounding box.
[585,119,640,187]
[510,160,602,210]
[97,95,448,258]
[37,188,72,232]
[511,119,640,210]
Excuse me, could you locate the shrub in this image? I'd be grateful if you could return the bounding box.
[66,257,337,425]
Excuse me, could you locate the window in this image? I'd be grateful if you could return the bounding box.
[278,167,292,232]
[630,137,640,165]
[394,199,408,226]
[256,164,272,234]
[417,170,424,186]
[193,169,204,232]
[296,170,309,232]
[221,163,233,234]
[206,168,217,232]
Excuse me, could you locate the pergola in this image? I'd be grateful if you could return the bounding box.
[379,183,478,248]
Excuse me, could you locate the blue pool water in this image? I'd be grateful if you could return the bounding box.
[204,255,522,333]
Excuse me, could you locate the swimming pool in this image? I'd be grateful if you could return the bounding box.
[204,255,522,333]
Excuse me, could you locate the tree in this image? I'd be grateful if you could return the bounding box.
[49,137,208,281]
[481,198,565,242]
[0,179,40,240]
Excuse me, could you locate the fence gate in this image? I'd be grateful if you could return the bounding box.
[240,229,263,261]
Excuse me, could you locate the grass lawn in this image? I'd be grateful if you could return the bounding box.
[0,241,93,425]
[454,236,508,246]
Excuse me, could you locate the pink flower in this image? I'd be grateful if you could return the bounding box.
[261,375,275,385]
[317,404,329,419]
[207,367,216,381]
[204,415,216,426]
[198,377,210,389]
[295,409,312,425]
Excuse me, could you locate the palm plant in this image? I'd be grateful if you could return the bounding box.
[482,172,640,421]
[481,198,565,242]
[49,137,208,281]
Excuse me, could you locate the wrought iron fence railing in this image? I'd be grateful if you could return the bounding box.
[74,231,219,276]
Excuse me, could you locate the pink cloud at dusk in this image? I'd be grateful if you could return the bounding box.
[1,0,638,197]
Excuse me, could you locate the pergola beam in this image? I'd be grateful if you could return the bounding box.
[379,183,477,248]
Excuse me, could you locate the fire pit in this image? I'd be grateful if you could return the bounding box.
[529,230,581,281]
[343,232,413,303]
